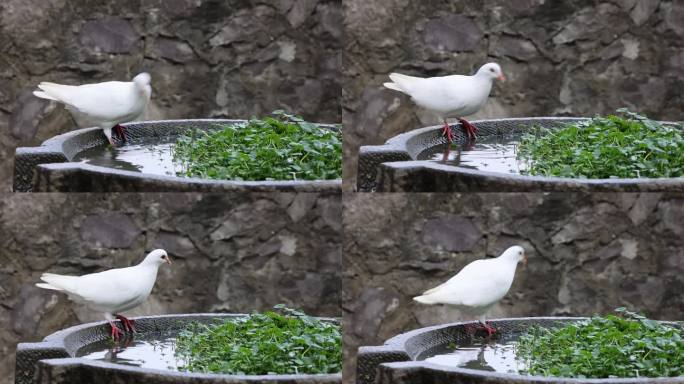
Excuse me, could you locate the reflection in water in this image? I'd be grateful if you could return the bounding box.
[425,134,528,175]
[77,333,185,371]
[419,338,527,374]
[74,141,184,176]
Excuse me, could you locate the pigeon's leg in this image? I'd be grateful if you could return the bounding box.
[441,120,454,143]
[112,124,127,144]
[464,322,478,336]
[458,118,478,140]
[476,321,497,337]
[115,315,136,333]
[482,322,497,337]
[109,321,124,341]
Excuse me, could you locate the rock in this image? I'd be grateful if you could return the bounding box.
[629,0,660,26]
[287,193,318,222]
[491,35,539,61]
[628,193,661,225]
[423,15,483,53]
[79,17,139,54]
[619,238,638,260]
[422,215,481,252]
[287,0,318,28]
[79,212,142,249]
[151,231,199,259]
[661,200,684,237]
[9,88,54,141]
[351,287,400,339]
[149,37,196,63]
[662,1,684,37]
[10,285,60,338]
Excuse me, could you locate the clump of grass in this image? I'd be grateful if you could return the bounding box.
[175,305,341,375]
[517,109,684,179]
[173,111,341,181]
[516,308,684,378]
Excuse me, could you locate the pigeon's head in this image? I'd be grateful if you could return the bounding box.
[502,245,526,265]
[133,72,151,87]
[142,249,172,266]
[478,63,505,82]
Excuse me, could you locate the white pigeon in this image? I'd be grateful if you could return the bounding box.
[36,249,171,340]
[413,245,526,336]
[383,63,505,142]
[33,73,152,146]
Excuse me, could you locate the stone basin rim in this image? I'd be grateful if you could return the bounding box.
[14,119,342,192]
[16,313,342,383]
[357,317,684,384]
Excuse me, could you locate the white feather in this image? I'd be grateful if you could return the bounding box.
[383,63,503,120]
[36,249,170,317]
[413,245,525,322]
[33,73,152,143]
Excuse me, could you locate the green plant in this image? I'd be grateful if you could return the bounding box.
[517,109,684,179]
[516,308,684,378]
[173,111,341,181]
[175,305,341,375]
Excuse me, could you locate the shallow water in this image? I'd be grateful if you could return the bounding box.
[77,333,185,371]
[417,337,528,374]
[422,134,529,175]
[73,140,185,176]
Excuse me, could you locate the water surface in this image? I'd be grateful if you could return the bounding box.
[417,337,528,374]
[421,134,529,175]
[77,333,186,371]
[74,140,185,176]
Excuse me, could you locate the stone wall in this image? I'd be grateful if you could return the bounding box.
[0,192,342,384]
[343,193,684,382]
[0,0,342,191]
[343,0,684,190]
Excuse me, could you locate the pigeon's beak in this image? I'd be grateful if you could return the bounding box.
[522,255,528,267]
[498,73,506,82]
[165,256,172,265]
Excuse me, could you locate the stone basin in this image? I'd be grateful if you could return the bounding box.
[356,317,684,384]
[357,118,684,192]
[14,120,341,192]
[16,313,341,384]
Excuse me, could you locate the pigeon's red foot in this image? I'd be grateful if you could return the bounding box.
[441,121,454,143]
[478,322,497,337]
[464,322,479,335]
[116,315,136,333]
[112,124,127,144]
[458,118,477,141]
[109,321,125,341]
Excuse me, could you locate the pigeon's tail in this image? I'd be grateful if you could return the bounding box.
[383,82,404,93]
[33,91,59,101]
[36,283,63,291]
[34,82,78,105]
[37,273,79,292]
[413,294,439,305]
[386,72,423,94]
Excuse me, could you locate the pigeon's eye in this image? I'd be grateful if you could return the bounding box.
[160,255,166,259]
[490,68,495,72]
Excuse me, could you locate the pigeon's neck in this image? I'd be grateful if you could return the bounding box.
[473,71,494,84]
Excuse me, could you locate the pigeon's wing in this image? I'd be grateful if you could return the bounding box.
[405,75,472,115]
[75,268,143,307]
[421,259,509,307]
[422,258,488,294]
[41,268,141,310]
[36,81,138,122]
